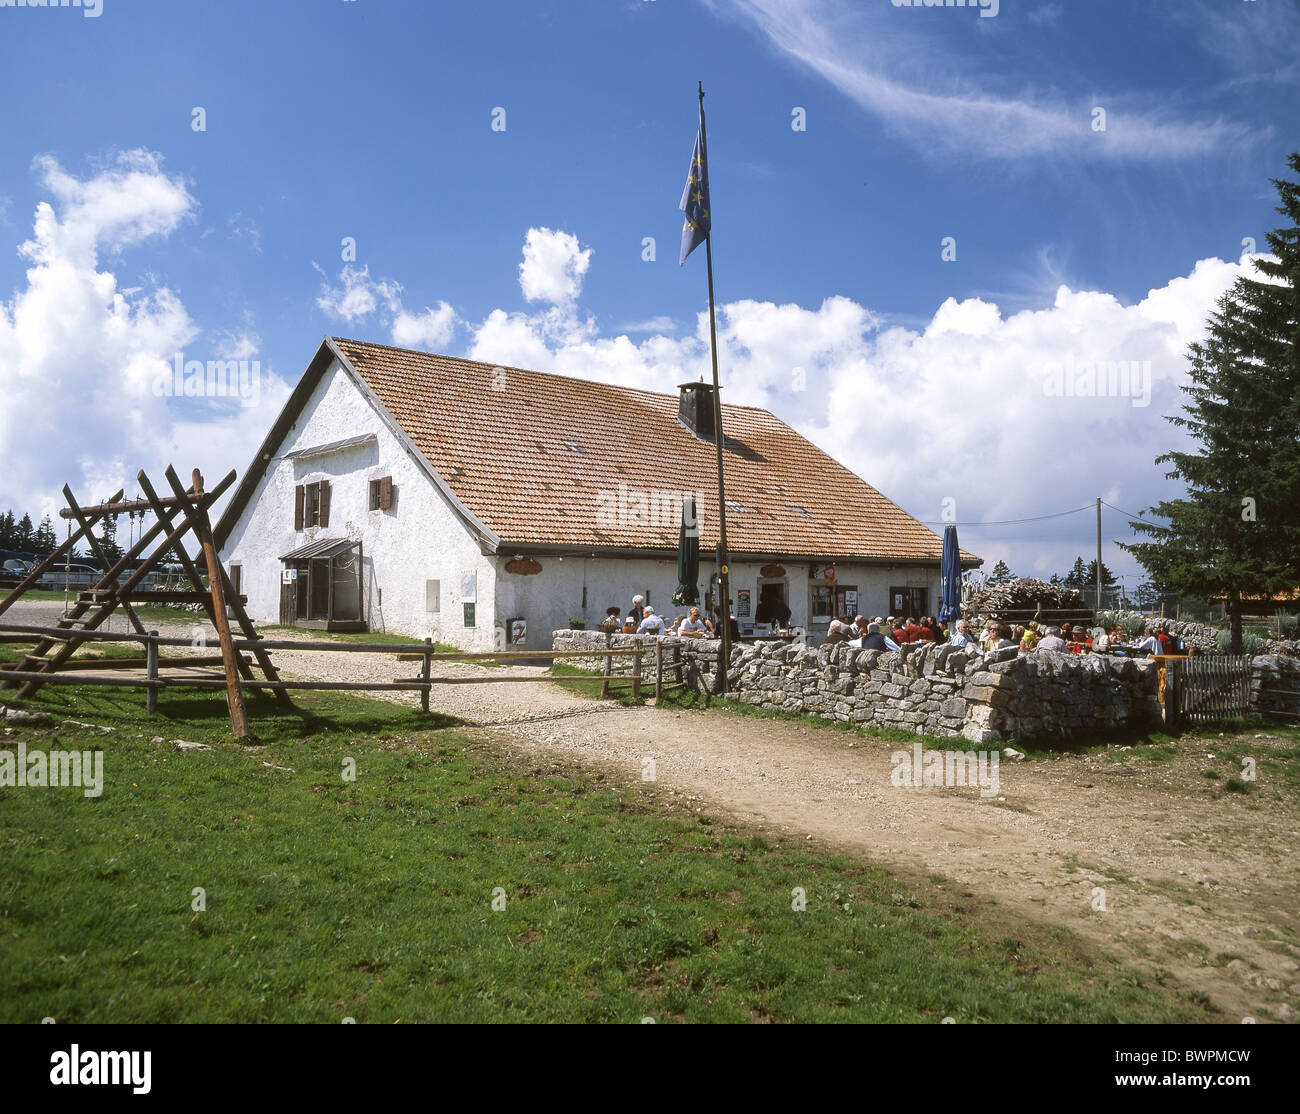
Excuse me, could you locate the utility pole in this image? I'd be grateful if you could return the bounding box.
[1096,497,1102,612]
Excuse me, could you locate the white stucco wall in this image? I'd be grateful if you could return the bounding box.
[494,556,942,648]
[220,358,499,650]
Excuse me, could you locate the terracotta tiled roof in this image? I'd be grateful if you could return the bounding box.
[332,338,977,565]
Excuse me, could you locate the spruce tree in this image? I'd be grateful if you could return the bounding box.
[988,559,1013,584]
[1124,153,1300,652]
[15,513,34,551]
[1064,556,1088,589]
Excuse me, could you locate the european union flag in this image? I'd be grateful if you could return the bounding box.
[679,126,710,265]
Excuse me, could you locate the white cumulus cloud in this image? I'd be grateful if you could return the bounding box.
[0,151,290,523]
[518,227,592,305]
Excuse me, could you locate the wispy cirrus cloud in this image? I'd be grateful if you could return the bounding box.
[712,0,1262,162]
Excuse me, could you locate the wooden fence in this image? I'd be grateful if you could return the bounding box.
[1162,654,1253,728]
[0,623,684,717]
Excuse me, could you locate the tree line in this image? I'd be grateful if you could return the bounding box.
[0,507,125,565]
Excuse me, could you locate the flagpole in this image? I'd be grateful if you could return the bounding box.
[698,81,732,694]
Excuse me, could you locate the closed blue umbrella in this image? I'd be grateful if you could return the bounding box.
[938,524,961,623]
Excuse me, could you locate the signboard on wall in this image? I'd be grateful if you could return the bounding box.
[282,568,297,583]
[506,617,527,646]
[736,589,751,617]
[844,589,857,615]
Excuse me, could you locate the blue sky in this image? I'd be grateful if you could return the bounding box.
[1,0,1297,590]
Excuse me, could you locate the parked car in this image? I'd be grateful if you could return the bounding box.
[0,558,33,588]
[38,563,101,591]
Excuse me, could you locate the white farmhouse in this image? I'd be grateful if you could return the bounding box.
[215,337,980,649]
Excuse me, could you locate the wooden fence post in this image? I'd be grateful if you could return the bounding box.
[1164,658,1179,731]
[421,637,432,714]
[601,630,611,699]
[631,648,642,700]
[655,640,663,701]
[146,630,159,715]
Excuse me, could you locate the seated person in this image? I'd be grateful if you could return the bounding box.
[600,606,622,629]
[1134,627,1161,654]
[990,622,1018,651]
[636,605,667,635]
[853,615,872,641]
[1155,625,1174,654]
[948,619,976,649]
[620,615,638,634]
[824,619,852,646]
[710,605,740,641]
[917,617,938,642]
[1020,621,1041,651]
[860,622,889,651]
[677,606,710,637]
[1035,626,1068,652]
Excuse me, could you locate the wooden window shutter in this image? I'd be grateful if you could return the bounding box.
[379,475,393,511]
[294,485,304,530]
[318,480,331,527]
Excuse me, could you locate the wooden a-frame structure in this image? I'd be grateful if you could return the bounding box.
[0,466,287,738]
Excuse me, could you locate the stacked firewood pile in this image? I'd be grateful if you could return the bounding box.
[963,578,1092,626]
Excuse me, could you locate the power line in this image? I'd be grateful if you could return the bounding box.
[1101,499,1169,525]
[917,504,1095,528]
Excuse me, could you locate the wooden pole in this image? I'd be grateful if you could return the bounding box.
[655,640,664,701]
[632,648,642,700]
[420,637,432,714]
[191,470,248,739]
[601,630,612,699]
[156,467,292,706]
[146,630,159,715]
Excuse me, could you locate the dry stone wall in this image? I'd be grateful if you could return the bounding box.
[553,631,1300,742]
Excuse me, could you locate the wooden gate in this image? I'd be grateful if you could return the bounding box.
[1163,655,1252,728]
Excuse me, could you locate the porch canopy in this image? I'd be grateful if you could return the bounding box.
[279,537,364,629]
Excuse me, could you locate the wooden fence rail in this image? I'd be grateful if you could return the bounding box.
[0,623,659,715]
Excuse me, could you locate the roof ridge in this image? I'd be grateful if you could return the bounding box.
[330,336,774,414]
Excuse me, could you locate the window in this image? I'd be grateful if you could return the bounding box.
[294,480,331,529]
[425,579,440,613]
[463,602,475,627]
[230,564,242,600]
[889,586,927,618]
[810,585,833,623]
[369,476,394,511]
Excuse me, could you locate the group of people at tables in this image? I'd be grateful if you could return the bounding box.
[827,616,1186,657]
[601,596,739,640]
[598,597,1187,658]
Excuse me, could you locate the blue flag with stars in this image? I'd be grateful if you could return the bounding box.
[679,126,710,265]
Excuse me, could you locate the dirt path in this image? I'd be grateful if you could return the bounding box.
[7,601,1297,1020]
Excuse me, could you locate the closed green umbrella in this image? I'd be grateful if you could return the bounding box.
[672,496,700,606]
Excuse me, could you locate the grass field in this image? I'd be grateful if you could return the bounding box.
[0,676,1222,1023]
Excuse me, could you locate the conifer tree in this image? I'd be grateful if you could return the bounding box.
[1124,154,1300,652]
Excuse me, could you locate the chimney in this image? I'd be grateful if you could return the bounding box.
[677,381,716,440]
